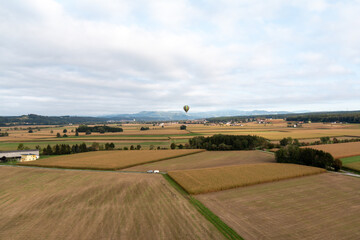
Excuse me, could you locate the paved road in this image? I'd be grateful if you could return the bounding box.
[334,170,360,178]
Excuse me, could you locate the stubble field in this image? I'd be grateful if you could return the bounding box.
[124,150,275,172]
[196,173,360,240]
[18,149,203,170]
[0,166,224,240]
[303,142,360,158]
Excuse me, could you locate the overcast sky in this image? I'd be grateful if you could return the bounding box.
[0,0,359,116]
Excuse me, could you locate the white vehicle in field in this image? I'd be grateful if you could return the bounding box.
[154,170,160,174]
[147,170,154,173]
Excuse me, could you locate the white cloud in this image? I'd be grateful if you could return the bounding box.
[0,0,359,115]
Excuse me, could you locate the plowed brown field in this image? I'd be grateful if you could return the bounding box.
[0,166,224,240]
[197,173,360,240]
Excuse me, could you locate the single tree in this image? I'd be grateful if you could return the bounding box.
[17,143,25,150]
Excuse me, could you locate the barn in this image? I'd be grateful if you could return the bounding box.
[0,150,39,162]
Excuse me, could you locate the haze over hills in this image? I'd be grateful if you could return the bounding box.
[2,110,360,125]
[101,110,294,121]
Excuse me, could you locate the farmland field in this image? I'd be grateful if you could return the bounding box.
[341,156,360,172]
[343,162,360,172]
[124,150,275,172]
[341,155,360,164]
[2,123,360,152]
[196,173,360,240]
[18,149,203,170]
[188,123,360,140]
[303,142,360,158]
[0,166,224,240]
[168,163,325,194]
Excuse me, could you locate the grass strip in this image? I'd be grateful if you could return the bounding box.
[163,174,243,240]
[342,166,360,175]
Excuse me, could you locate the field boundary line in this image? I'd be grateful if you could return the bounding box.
[256,149,275,155]
[112,149,206,170]
[16,150,205,171]
[163,174,243,240]
[340,167,360,176]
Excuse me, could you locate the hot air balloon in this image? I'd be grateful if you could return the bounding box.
[183,105,190,113]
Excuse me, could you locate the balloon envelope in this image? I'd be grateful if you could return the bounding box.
[183,105,190,113]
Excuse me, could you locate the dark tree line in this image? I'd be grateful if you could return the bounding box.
[0,132,9,137]
[275,145,342,171]
[189,134,270,150]
[0,114,107,125]
[286,113,360,123]
[76,125,123,133]
[207,111,360,123]
[279,137,360,147]
[42,142,115,155]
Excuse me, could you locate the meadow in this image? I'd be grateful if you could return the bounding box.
[197,173,360,240]
[168,163,325,194]
[0,166,224,240]
[340,155,360,172]
[342,162,360,172]
[18,149,203,170]
[303,141,360,158]
[124,150,275,172]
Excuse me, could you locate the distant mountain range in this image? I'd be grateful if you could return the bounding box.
[101,110,294,121]
[0,110,295,125]
[5,110,360,125]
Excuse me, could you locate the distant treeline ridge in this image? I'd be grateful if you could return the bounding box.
[207,111,360,123]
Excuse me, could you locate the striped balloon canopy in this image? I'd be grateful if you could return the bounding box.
[183,105,190,113]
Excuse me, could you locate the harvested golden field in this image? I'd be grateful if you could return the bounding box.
[168,163,325,194]
[188,123,360,140]
[18,149,203,170]
[271,136,360,144]
[0,166,224,240]
[303,142,360,158]
[124,150,275,172]
[197,173,360,240]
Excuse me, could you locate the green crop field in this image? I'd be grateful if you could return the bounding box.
[341,155,360,164]
[341,155,360,172]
